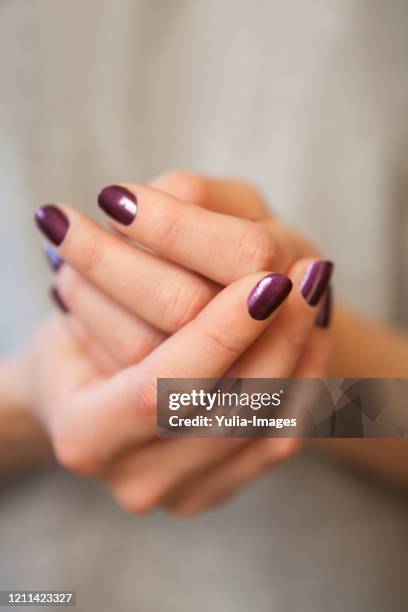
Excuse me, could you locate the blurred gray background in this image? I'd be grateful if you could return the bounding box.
[1,1,408,611]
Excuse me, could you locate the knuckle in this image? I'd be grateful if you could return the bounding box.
[114,485,162,515]
[53,437,101,476]
[203,323,243,358]
[115,342,139,367]
[162,279,213,331]
[275,439,301,461]
[286,320,310,352]
[235,224,275,277]
[71,325,93,354]
[249,225,276,270]
[155,209,182,253]
[115,334,149,366]
[56,266,80,308]
[136,374,158,420]
[158,171,207,205]
[260,438,300,467]
[77,240,105,276]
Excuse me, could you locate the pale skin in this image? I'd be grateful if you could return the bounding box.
[1,173,408,514]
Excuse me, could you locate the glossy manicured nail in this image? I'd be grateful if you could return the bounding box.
[97,185,137,225]
[315,285,332,328]
[35,205,69,246]
[44,244,64,272]
[50,287,69,314]
[301,260,334,306]
[247,273,293,320]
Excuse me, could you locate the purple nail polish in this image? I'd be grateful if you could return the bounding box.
[247,273,293,320]
[315,285,332,328]
[50,287,69,314]
[301,260,334,306]
[97,185,137,225]
[44,244,64,272]
[35,205,69,246]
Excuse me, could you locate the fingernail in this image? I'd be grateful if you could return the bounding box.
[315,285,332,328]
[247,273,293,320]
[43,244,64,272]
[35,205,69,246]
[301,260,334,306]
[50,287,69,314]
[97,185,138,225]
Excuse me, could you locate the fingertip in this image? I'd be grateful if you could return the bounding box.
[97,184,138,226]
[247,273,293,320]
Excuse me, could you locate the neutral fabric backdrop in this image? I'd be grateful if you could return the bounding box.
[1,1,408,611]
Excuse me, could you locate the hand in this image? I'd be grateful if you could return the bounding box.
[38,173,329,370]
[31,174,333,514]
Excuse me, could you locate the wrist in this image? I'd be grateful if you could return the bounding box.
[0,352,31,414]
[0,352,52,475]
[329,301,408,377]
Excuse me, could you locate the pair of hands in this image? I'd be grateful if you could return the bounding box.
[26,172,333,515]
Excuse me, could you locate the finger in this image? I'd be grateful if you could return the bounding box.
[97,182,280,284]
[261,216,319,268]
[229,259,333,377]
[48,278,120,375]
[29,315,98,427]
[166,322,332,516]
[165,438,300,516]
[101,259,332,512]
[129,270,294,380]
[54,260,165,366]
[150,172,317,272]
[35,205,217,334]
[166,289,334,515]
[103,437,244,514]
[293,290,334,378]
[64,315,119,376]
[59,270,293,469]
[149,171,269,220]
